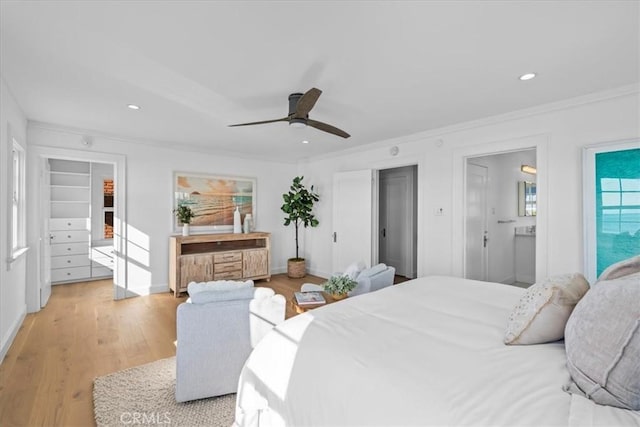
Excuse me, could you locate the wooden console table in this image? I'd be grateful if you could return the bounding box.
[169,232,271,297]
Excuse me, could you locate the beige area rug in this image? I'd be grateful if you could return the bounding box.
[93,357,235,427]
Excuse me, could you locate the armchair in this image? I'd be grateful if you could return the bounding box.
[175,282,285,402]
[302,263,396,297]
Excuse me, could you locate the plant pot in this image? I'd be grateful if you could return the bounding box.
[182,224,190,236]
[331,293,348,301]
[287,258,306,278]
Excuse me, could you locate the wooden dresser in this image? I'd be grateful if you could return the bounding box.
[169,232,271,297]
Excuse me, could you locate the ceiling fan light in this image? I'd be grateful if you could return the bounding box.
[289,118,306,129]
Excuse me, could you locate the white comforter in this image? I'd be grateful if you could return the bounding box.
[234,276,640,426]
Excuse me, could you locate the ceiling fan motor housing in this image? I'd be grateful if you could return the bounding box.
[288,93,305,118]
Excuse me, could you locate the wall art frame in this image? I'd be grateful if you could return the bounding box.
[173,172,256,234]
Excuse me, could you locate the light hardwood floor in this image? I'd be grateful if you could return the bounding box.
[0,273,325,427]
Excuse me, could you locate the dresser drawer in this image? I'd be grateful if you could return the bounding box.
[49,218,89,231]
[214,261,242,273]
[51,254,90,269]
[52,266,91,283]
[50,230,90,244]
[92,259,114,270]
[92,266,113,278]
[51,242,89,256]
[213,270,243,280]
[213,251,242,263]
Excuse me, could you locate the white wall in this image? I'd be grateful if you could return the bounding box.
[26,125,298,302]
[302,89,640,280]
[0,76,28,362]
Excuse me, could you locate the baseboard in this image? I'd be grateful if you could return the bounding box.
[498,275,516,285]
[0,304,27,364]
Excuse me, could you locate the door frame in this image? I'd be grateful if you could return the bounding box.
[26,145,127,312]
[453,133,549,281]
[465,162,489,281]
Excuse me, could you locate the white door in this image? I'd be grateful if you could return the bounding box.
[379,170,408,276]
[332,170,374,273]
[465,163,489,281]
[40,158,52,307]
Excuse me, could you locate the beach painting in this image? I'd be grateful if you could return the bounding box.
[174,172,256,232]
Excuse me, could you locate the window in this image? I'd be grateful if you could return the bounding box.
[10,138,26,254]
[584,142,640,282]
[103,179,114,239]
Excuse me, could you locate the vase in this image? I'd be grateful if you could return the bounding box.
[331,293,347,301]
[233,207,242,234]
[182,224,190,236]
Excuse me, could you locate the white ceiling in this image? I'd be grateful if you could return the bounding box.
[1,1,638,162]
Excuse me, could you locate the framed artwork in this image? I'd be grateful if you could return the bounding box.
[583,140,640,283]
[173,172,256,233]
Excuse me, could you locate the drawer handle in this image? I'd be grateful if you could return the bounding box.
[67,248,71,251]
[67,235,71,239]
[67,222,72,226]
[67,260,71,263]
[67,272,71,276]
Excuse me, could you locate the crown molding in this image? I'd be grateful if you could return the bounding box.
[307,83,640,162]
[26,120,297,165]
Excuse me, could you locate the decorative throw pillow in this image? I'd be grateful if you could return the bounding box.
[563,273,640,410]
[343,261,366,279]
[358,263,388,279]
[596,255,640,283]
[504,273,590,345]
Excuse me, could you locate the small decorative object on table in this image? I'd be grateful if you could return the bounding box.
[294,291,326,306]
[243,213,253,233]
[323,275,357,300]
[233,206,242,234]
[174,205,194,236]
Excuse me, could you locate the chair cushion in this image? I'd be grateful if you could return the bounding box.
[596,255,640,283]
[563,272,640,410]
[504,273,589,345]
[188,280,255,304]
[358,263,388,279]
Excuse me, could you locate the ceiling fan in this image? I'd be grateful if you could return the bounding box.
[229,88,350,138]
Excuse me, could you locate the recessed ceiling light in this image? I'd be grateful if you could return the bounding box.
[519,73,537,81]
[127,104,141,110]
[302,140,309,144]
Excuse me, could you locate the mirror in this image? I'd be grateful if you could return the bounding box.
[518,181,537,216]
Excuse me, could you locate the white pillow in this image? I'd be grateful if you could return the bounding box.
[358,263,388,279]
[596,255,640,283]
[343,261,366,279]
[187,279,254,295]
[504,273,590,345]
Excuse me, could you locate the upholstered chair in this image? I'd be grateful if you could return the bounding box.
[175,281,285,402]
[302,263,396,297]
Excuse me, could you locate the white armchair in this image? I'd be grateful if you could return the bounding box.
[175,282,285,402]
[302,263,396,297]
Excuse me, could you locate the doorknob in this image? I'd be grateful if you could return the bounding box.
[382,228,386,238]
[483,235,488,248]
[332,232,337,243]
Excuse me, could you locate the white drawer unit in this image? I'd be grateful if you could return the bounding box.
[51,254,91,269]
[51,266,91,283]
[50,230,90,244]
[51,242,89,256]
[49,218,90,231]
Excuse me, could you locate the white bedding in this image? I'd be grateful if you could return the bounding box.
[234,276,640,426]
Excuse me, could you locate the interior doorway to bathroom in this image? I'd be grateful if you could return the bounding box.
[465,149,537,287]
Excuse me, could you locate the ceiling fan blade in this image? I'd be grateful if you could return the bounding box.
[307,119,350,138]
[294,88,322,118]
[228,117,289,127]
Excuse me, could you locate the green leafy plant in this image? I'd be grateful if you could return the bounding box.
[323,275,358,296]
[174,204,194,225]
[281,176,320,260]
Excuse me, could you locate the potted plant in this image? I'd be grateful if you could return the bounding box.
[174,204,194,236]
[281,176,320,278]
[323,275,358,300]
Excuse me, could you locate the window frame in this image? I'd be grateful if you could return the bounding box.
[583,139,640,283]
[8,137,27,262]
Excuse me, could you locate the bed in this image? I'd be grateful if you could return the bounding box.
[233,275,640,426]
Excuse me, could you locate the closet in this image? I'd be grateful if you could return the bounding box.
[49,159,114,284]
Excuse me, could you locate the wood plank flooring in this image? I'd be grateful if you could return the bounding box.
[0,273,325,427]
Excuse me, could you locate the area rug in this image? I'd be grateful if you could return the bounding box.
[93,357,235,427]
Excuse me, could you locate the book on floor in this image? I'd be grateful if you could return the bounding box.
[294,291,326,306]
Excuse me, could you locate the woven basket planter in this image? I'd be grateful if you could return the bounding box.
[287,258,306,278]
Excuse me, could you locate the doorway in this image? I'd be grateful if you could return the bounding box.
[464,149,537,286]
[378,165,418,279]
[29,145,127,311]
